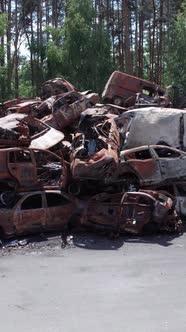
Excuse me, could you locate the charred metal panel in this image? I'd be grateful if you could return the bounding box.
[40,78,75,100]
[102,71,167,107]
[70,113,120,190]
[80,191,182,235]
[0,147,67,192]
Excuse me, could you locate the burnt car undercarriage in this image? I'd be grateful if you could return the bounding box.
[0,74,185,240]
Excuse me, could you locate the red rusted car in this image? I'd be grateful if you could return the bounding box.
[0,147,67,192]
[0,190,77,238]
[119,145,186,189]
[44,90,99,130]
[102,71,168,108]
[79,191,182,235]
[4,99,42,115]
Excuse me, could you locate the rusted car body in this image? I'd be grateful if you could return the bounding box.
[79,191,182,235]
[0,113,64,150]
[0,190,77,238]
[102,71,167,108]
[120,145,186,188]
[154,183,186,220]
[2,98,42,116]
[44,90,99,130]
[116,107,186,151]
[4,99,42,115]
[69,111,120,194]
[0,147,67,191]
[40,77,75,100]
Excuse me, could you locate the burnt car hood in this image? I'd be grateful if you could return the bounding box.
[71,148,119,180]
[0,113,64,149]
[29,127,64,150]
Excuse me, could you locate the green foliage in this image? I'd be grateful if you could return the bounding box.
[45,0,113,93]
[166,0,186,89]
[0,13,7,36]
[18,60,33,98]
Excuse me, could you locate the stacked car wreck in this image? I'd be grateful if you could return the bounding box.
[0,74,184,239]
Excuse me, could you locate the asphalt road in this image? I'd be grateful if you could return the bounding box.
[0,231,186,332]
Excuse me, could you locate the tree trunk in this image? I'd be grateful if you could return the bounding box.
[0,0,5,101]
[14,0,19,97]
[7,0,12,96]
[122,0,132,74]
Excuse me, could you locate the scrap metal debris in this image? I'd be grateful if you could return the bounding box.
[0,73,184,241]
[79,190,182,235]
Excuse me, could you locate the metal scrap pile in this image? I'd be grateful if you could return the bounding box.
[0,74,184,240]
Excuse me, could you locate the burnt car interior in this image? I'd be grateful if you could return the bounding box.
[153,147,181,158]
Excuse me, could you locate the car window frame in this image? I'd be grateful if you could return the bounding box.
[45,192,71,208]
[15,192,44,211]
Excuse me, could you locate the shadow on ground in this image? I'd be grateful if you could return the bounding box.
[72,233,125,250]
[0,226,185,254]
[72,231,182,249]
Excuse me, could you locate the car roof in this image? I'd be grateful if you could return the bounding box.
[17,190,63,196]
[122,145,186,155]
[118,107,186,119]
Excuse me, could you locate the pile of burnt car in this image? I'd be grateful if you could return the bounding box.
[0,73,184,240]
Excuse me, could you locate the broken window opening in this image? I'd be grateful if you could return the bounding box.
[46,193,70,207]
[9,150,32,163]
[21,194,42,210]
[154,148,181,158]
[135,149,152,160]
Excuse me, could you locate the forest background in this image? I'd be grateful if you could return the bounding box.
[0,0,185,102]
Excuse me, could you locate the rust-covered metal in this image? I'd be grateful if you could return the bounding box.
[69,111,120,194]
[0,113,64,149]
[102,71,168,108]
[79,190,182,235]
[0,75,184,241]
[5,99,42,115]
[44,91,100,130]
[0,147,67,191]
[0,190,78,238]
[120,145,186,188]
[40,77,75,100]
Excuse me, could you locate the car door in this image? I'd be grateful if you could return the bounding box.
[44,192,75,231]
[152,147,186,181]
[124,147,162,185]
[85,194,121,230]
[119,192,153,234]
[8,149,37,189]
[13,192,46,235]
